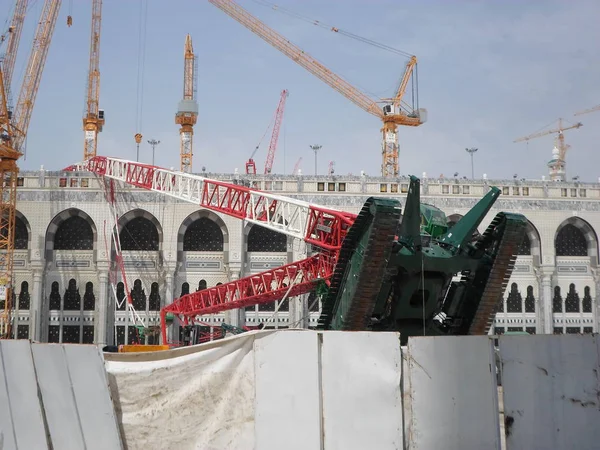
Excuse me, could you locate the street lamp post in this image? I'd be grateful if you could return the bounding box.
[148,139,160,166]
[309,144,322,175]
[465,147,478,179]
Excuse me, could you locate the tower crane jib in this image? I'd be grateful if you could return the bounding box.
[207,0,426,178]
[1,0,29,100]
[175,34,198,173]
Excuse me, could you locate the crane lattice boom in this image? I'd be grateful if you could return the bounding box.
[175,34,198,173]
[1,0,28,97]
[83,0,104,161]
[264,89,288,174]
[11,0,61,153]
[0,0,61,338]
[208,0,425,177]
[84,156,356,251]
[575,104,600,117]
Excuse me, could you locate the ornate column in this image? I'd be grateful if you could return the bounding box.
[591,268,600,333]
[165,271,175,344]
[226,263,243,327]
[539,266,555,334]
[30,268,44,341]
[96,270,109,345]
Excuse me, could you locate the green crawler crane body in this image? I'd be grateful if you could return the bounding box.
[317,176,527,344]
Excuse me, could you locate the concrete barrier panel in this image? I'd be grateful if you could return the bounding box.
[406,336,501,450]
[253,331,321,450]
[499,334,600,450]
[321,331,403,450]
[0,340,47,450]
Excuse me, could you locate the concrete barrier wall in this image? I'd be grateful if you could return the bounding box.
[104,331,600,450]
[0,341,122,450]
[5,331,595,449]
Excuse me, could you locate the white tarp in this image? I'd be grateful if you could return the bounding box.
[104,329,403,450]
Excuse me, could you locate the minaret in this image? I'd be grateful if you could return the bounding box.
[175,34,198,173]
[547,143,566,182]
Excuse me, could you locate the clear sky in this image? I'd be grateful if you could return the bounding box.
[2,0,599,180]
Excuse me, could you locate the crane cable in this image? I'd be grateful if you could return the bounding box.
[250,0,414,102]
[250,0,413,58]
[134,0,148,139]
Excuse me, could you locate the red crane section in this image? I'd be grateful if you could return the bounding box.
[82,156,357,343]
[264,89,288,174]
[85,156,356,251]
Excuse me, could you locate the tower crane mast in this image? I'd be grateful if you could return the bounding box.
[83,0,104,161]
[208,0,426,178]
[175,34,198,173]
[1,0,28,99]
[513,118,582,182]
[0,0,61,339]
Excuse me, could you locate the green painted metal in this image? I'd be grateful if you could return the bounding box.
[317,175,528,344]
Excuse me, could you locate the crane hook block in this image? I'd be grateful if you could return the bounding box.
[67,16,73,27]
[135,133,143,144]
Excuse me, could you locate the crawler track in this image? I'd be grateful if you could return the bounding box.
[317,197,401,331]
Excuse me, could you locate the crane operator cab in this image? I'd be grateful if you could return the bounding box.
[419,203,448,246]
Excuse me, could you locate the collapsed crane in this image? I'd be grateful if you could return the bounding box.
[209,0,426,178]
[82,0,104,161]
[0,0,61,338]
[81,156,527,346]
[246,89,288,175]
[514,118,582,182]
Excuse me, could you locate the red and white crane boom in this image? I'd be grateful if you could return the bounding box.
[264,89,288,174]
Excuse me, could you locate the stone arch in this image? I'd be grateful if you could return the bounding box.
[177,210,229,260]
[45,208,97,257]
[554,217,598,263]
[117,209,163,251]
[520,220,542,265]
[14,211,30,250]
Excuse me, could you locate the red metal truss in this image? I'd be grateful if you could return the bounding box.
[264,89,288,174]
[84,156,356,251]
[160,253,334,343]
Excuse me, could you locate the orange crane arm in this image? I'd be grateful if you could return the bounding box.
[1,0,28,93]
[574,104,600,117]
[513,121,582,143]
[208,0,383,119]
[392,55,417,110]
[11,0,61,152]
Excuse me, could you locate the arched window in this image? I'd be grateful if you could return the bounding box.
[54,216,94,250]
[184,218,224,251]
[120,217,159,251]
[248,226,286,252]
[555,224,587,256]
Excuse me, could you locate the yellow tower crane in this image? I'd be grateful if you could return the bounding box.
[208,0,426,177]
[1,0,28,98]
[0,0,61,339]
[513,118,582,182]
[175,34,198,173]
[575,104,600,117]
[83,0,104,161]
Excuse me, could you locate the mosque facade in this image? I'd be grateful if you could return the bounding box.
[5,169,600,345]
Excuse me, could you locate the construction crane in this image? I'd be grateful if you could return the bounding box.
[292,157,302,175]
[1,0,28,101]
[208,0,426,178]
[82,0,104,161]
[175,34,198,173]
[81,156,526,346]
[328,160,335,175]
[246,89,288,175]
[264,89,288,174]
[0,0,61,339]
[513,118,582,182]
[575,104,600,117]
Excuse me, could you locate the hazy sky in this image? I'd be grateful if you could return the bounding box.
[2,0,599,180]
